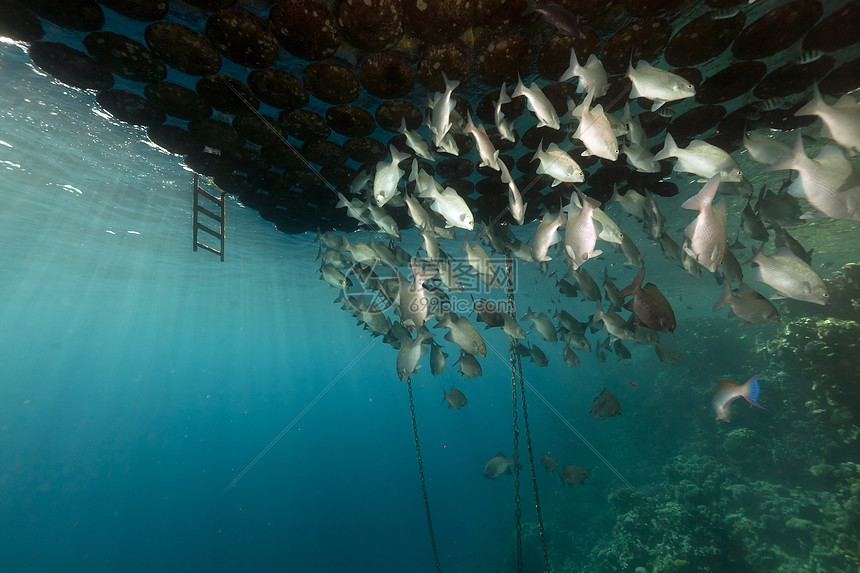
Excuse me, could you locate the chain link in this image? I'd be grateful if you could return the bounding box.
[407,377,442,573]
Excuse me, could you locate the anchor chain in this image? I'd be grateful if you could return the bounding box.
[505,254,523,571]
[519,356,551,573]
[407,377,442,573]
[505,253,551,573]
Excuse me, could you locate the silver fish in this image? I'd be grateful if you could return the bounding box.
[430,72,459,147]
[681,175,728,273]
[521,308,558,343]
[399,259,437,331]
[611,187,648,221]
[592,301,634,341]
[373,144,409,207]
[420,185,475,230]
[464,112,500,171]
[767,135,860,221]
[712,281,780,324]
[747,246,829,305]
[560,47,608,97]
[455,353,482,378]
[533,141,584,186]
[564,191,603,270]
[314,231,346,251]
[531,208,566,262]
[626,59,696,111]
[603,268,624,311]
[436,312,487,357]
[795,83,860,156]
[743,130,791,166]
[563,345,581,367]
[431,342,448,376]
[398,118,435,161]
[512,77,560,130]
[462,237,501,289]
[567,267,602,302]
[320,263,351,289]
[494,83,516,143]
[484,452,518,480]
[654,132,743,182]
[619,235,644,268]
[442,386,467,409]
[501,313,527,339]
[570,91,619,162]
[396,328,432,381]
[367,203,401,240]
[529,344,549,367]
[498,159,526,225]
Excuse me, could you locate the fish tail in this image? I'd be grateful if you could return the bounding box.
[652,131,678,162]
[795,81,824,118]
[512,74,526,99]
[681,174,721,211]
[498,82,511,105]
[619,268,644,298]
[444,72,460,93]
[712,279,733,312]
[741,374,766,409]
[767,133,806,173]
[390,144,409,166]
[744,242,765,266]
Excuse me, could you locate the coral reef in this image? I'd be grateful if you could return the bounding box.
[587,454,860,573]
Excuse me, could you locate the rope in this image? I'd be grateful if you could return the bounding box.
[406,376,442,573]
[505,253,551,573]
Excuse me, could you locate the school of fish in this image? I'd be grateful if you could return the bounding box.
[316,43,856,479]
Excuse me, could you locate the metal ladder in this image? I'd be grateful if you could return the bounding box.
[192,173,226,262]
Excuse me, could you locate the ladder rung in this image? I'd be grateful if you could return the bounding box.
[195,204,223,224]
[195,241,222,256]
[196,186,223,205]
[196,222,222,239]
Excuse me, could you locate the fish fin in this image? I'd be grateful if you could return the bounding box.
[650,99,667,112]
[741,374,766,409]
[766,133,806,174]
[794,82,824,118]
[681,174,722,211]
[497,82,511,105]
[652,131,678,162]
[713,279,733,312]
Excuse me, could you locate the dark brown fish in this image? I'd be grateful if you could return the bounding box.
[541,453,559,473]
[619,268,676,334]
[590,387,621,418]
[558,464,590,487]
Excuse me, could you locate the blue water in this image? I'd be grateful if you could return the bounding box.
[3,30,860,572]
[0,42,604,572]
